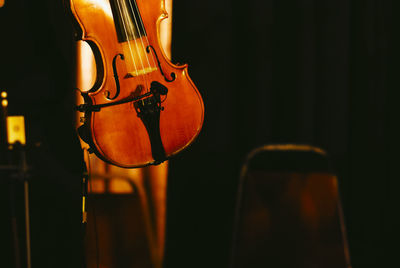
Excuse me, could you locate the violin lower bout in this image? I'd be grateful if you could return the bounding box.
[81,69,204,168]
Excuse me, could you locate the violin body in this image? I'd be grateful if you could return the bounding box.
[69,0,204,167]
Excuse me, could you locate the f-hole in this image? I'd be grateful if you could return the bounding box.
[104,53,124,100]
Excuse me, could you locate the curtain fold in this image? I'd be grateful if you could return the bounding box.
[167,0,398,267]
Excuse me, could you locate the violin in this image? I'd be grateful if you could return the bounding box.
[68,0,204,168]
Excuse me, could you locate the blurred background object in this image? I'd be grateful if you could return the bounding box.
[231,144,351,268]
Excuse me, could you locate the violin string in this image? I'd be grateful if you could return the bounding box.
[122,0,148,77]
[125,0,151,92]
[115,0,140,78]
[130,0,158,70]
[117,0,152,94]
[117,0,152,93]
[127,0,153,73]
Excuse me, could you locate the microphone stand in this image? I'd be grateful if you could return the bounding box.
[1,91,31,268]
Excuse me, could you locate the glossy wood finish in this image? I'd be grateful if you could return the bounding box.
[69,0,204,167]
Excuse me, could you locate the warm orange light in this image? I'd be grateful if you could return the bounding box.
[299,173,339,231]
[75,1,173,267]
[88,175,138,194]
[121,38,157,77]
[1,91,7,98]
[7,116,26,145]
[0,0,5,8]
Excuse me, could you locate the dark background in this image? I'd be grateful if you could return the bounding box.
[1,1,83,267]
[1,0,398,267]
[166,1,399,268]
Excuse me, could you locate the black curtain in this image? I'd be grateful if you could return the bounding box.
[166,1,399,267]
[2,1,397,267]
[0,1,84,267]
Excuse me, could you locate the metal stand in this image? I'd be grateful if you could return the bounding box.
[1,91,31,268]
[0,144,32,268]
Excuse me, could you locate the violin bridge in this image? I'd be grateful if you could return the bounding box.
[126,67,158,77]
[121,38,158,77]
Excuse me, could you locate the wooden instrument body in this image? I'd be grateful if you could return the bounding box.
[69,0,204,167]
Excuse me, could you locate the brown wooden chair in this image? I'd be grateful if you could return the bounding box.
[230,144,352,268]
[84,174,154,268]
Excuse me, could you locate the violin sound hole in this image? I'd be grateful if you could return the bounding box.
[105,53,124,100]
[146,46,176,82]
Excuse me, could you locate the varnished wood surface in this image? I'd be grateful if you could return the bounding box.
[69,0,204,167]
